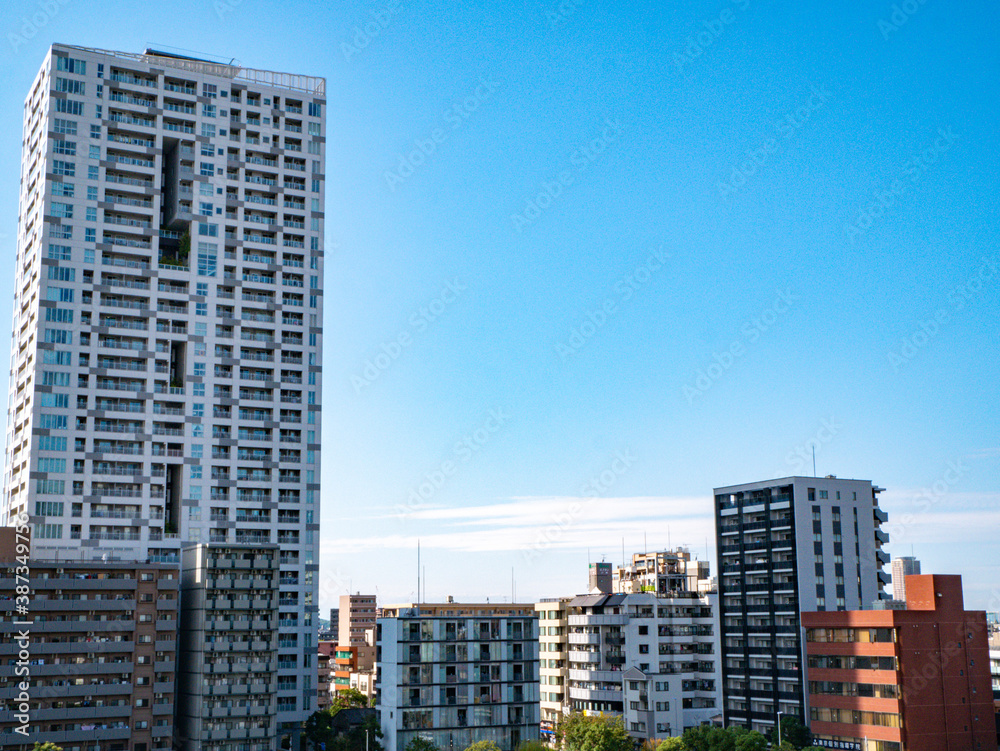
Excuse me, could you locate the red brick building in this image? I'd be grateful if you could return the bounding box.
[803,574,995,751]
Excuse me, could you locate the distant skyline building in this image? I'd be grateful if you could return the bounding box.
[713,476,891,735]
[3,43,327,740]
[318,640,335,710]
[339,593,377,672]
[803,574,994,751]
[891,556,921,602]
[613,547,713,596]
[588,561,612,593]
[329,607,340,641]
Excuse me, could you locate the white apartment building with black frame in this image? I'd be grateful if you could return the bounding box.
[713,476,891,736]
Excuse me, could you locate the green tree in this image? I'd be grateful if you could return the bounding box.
[768,717,811,750]
[655,738,687,751]
[33,745,65,751]
[464,742,502,751]
[303,708,338,748]
[331,687,371,712]
[680,725,735,751]
[557,712,632,751]
[407,738,441,751]
[518,742,550,751]
[327,715,384,751]
[732,730,767,751]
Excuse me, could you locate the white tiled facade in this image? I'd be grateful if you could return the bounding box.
[3,44,325,739]
[535,553,721,746]
[561,593,719,742]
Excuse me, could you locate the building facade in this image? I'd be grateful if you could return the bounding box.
[318,640,336,710]
[535,550,720,744]
[613,548,713,597]
[0,531,178,751]
[713,476,891,735]
[536,598,571,743]
[339,593,377,671]
[3,44,326,737]
[891,557,921,603]
[375,602,540,751]
[176,544,280,751]
[803,575,995,751]
[564,592,719,741]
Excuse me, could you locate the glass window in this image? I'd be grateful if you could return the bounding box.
[197,242,217,276]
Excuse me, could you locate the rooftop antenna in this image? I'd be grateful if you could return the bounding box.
[417,539,420,606]
[644,532,647,555]
[622,538,625,568]
[512,567,515,604]
[812,446,816,477]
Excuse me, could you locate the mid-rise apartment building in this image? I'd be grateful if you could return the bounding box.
[327,607,340,642]
[318,640,336,710]
[803,575,995,751]
[0,529,178,750]
[537,597,571,742]
[176,544,280,751]
[713,476,891,735]
[376,602,540,751]
[339,593,376,671]
[613,548,713,596]
[566,593,720,740]
[536,550,720,744]
[3,44,326,738]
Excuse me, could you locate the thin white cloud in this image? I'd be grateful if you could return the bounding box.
[322,495,715,555]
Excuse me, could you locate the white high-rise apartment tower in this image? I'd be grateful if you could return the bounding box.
[4,44,325,743]
[891,555,921,602]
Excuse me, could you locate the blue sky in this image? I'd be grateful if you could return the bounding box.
[1,0,998,614]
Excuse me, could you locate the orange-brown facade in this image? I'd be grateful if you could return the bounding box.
[803,575,995,751]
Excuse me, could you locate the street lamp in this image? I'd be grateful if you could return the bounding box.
[776,711,785,747]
